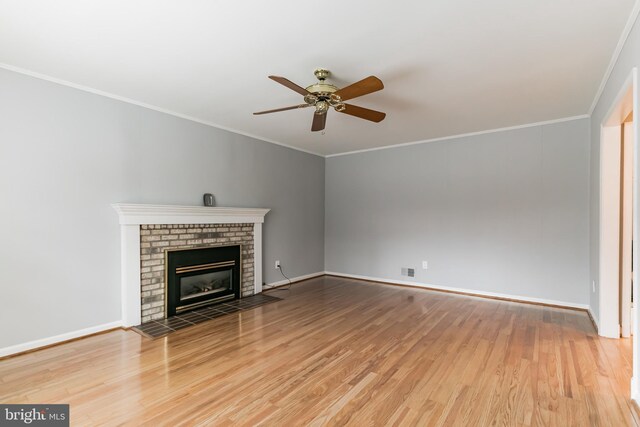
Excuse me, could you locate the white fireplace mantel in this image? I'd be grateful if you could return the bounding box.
[112,203,270,327]
[112,203,270,225]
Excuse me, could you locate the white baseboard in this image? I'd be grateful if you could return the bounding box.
[1,271,325,358]
[0,320,123,358]
[1,271,589,358]
[588,307,600,332]
[263,271,325,290]
[325,271,590,310]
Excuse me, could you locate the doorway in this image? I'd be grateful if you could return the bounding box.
[600,70,636,339]
[599,67,638,400]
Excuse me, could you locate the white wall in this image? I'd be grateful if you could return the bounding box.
[325,118,590,306]
[0,68,325,350]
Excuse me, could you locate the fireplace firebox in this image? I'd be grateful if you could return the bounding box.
[165,245,241,316]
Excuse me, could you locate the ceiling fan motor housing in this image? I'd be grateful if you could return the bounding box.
[306,71,339,98]
[304,69,344,113]
[305,82,338,95]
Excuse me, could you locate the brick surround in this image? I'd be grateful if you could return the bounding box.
[139,223,255,322]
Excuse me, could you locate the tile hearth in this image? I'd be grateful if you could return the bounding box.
[132,293,281,339]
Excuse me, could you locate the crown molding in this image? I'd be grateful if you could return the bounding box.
[1,58,609,159]
[0,63,325,158]
[588,1,640,114]
[325,114,590,158]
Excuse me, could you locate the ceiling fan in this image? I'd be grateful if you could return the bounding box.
[254,69,386,132]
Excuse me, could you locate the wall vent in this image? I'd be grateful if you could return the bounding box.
[401,267,415,277]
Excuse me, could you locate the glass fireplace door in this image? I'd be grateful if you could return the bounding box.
[180,269,233,302]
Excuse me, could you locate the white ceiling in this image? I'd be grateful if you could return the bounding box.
[0,1,636,156]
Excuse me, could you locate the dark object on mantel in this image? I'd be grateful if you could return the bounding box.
[203,193,215,207]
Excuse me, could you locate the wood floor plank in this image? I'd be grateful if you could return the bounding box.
[0,276,636,426]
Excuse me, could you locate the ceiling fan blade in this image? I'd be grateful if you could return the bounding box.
[334,76,384,101]
[268,76,310,96]
[253,104,310,115]
[339,103,386,122]
[311,112,327,132]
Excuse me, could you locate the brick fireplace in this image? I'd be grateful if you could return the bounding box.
[140,224,254,322]
[112,204,270,326]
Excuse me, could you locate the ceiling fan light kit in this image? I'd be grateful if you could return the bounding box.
[254,68,386,132]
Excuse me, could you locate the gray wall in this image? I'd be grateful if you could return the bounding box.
[0,68,325,349]
[589,13,640,324]
[326,118,590,305]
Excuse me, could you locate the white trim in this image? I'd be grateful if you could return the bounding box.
[325,115,590,158]
[253,223,263,293]
[111,203,270,225]
[325,271,590,310]
[601,72,636,127]
[588,2,640,115]
[597,68,638,340]
[263,271,325,289]
[0,62,598,159]
[0,321,122,358]
[599,123,623,338]
[0,63,324,158]
[588,307,600,331]
[632,66,640,410]
[0,270,324,357]
[121,224,142,327]
[621,120,633,337]
[595,65,640,405]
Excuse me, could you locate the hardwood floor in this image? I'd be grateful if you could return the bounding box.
[0,276,636,426]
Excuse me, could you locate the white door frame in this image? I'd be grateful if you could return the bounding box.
[599,67,639,401]
[599,123,622,338]
[621,119,634,338]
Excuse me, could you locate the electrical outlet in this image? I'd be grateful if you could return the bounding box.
[592,280,596,292]
[275,260,281,270]
[422,261,428,270]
